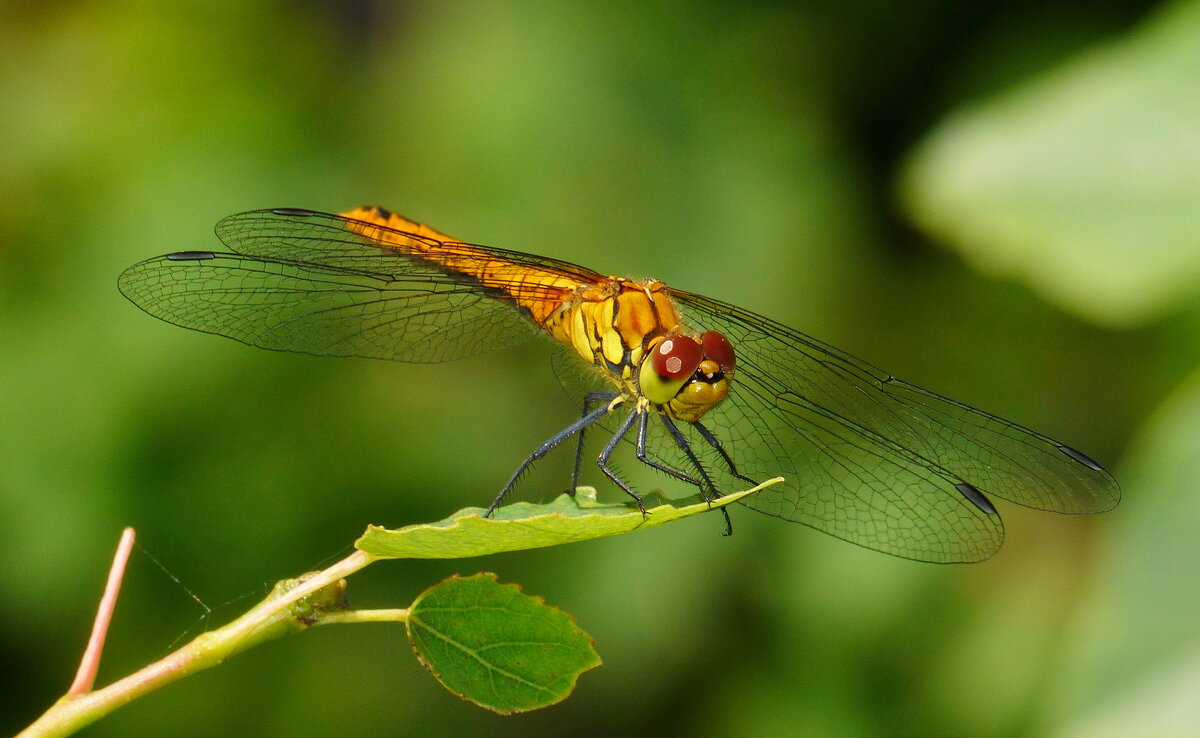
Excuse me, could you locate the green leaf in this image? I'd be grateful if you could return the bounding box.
[902,0,1200,326]
[406,573,601,714]
[355,479,780,559]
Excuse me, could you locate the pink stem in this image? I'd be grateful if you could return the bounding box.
[68,527,136,695]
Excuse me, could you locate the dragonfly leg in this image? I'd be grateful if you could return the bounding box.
[660,414,733,536]
[690,420,758,487]
[596,407,648,515]
[634,411,702,487]
[569,392,620,494]
[486,402,615,517]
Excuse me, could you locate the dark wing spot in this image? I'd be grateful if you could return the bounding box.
[956,482,997,515]
[271,207,317,217]
[166,251,216,261]
[1057,444,1104,472]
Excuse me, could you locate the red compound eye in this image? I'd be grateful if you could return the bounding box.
[651,336,703,380]
[701,331,735,373]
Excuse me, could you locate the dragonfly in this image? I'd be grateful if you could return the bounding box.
[118,206,1120,563]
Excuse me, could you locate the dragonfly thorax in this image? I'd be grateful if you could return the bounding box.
[546,277,675,377]
[546,277,736,421]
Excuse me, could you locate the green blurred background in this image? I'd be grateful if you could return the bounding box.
[4,1,1199,735]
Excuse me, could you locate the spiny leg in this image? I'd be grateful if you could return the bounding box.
[596,406,648,514]
[690,420,758,487]
[570,392,619,494]
[634,410,702,487]
[660,414,734,536]
[486,402,616,517]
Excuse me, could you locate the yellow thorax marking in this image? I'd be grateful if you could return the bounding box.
[560,278,682,391]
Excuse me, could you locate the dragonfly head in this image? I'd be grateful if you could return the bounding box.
[639,330,736,421]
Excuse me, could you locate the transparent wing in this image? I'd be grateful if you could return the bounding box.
[550,336,1000,562]
[117,209,601,363]
[663,289,1120,563]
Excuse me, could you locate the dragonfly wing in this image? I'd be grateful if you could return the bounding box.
[549,341,621,402]
[669,289,1119,563]
[214,209,605,285]
[117,212,560,363]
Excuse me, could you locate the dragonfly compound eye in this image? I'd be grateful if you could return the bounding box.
[639,335,704,404]
[701,330,735,373]
[653,336,704,380]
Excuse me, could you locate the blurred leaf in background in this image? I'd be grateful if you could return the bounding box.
[1,0,1192,736]
[903,0,1200,327]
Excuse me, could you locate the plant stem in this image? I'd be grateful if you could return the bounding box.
[68,527,136,696]
[19,549,376,738]
[313,608,409,626]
